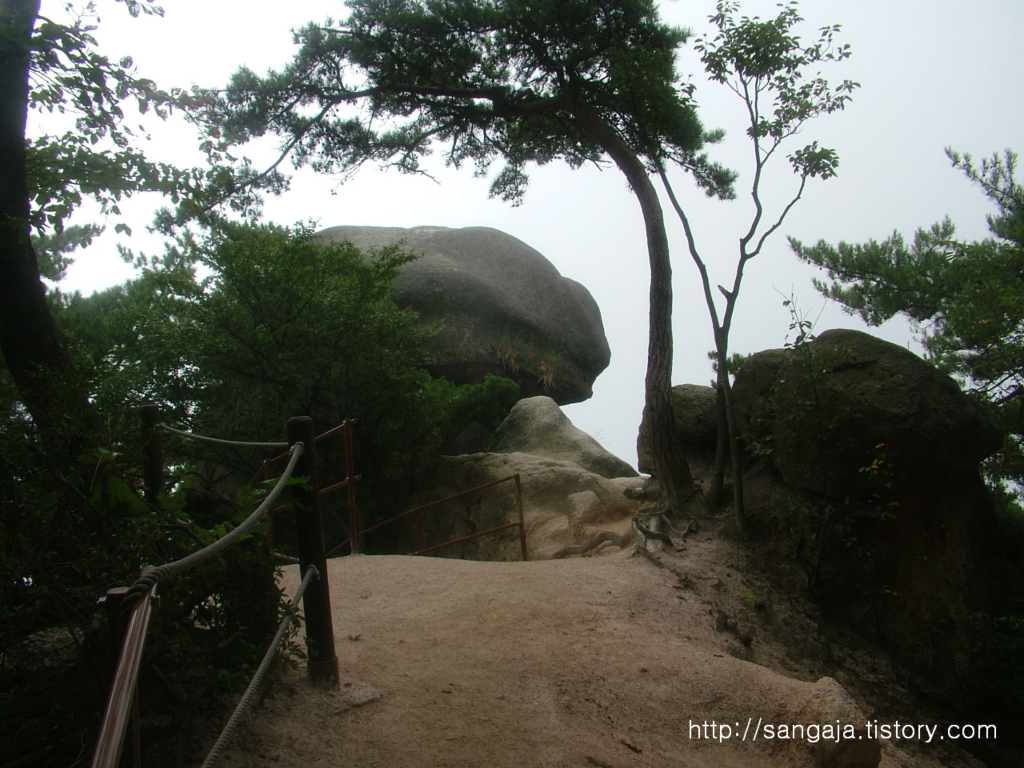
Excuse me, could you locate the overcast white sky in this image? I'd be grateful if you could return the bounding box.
[42,0,1024,468]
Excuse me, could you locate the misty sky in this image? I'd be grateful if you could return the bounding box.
[43,0,1024,467]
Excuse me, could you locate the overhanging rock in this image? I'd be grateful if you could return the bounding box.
[317,225,610,405]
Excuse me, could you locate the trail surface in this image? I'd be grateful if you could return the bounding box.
[208,535,980,768]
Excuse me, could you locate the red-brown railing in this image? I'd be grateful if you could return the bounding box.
[251,419,362,555]
[335,473,528,561]
[95,411,528,767]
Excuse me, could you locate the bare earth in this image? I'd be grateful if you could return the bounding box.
[207,529,982,768]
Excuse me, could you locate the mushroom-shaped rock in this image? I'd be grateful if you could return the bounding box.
[317,225,610,405]
[492,396,638,479]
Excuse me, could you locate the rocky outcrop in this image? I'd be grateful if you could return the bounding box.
[404,452,645,561]
[316,225,610,405]
[728,329,1013,721]
[637,383,719,473]
[492,396,638,479]
[731,328,1001,497]
[785,677,881,768]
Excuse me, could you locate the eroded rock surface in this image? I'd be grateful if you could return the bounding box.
[492,396,637,479]
[317,225,610,404]
[406,452,645,561]
[637,383,720,473]
[731,328,1000,496]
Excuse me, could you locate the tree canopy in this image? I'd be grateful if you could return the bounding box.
[199,0,732,212]
[194,0,736,512]
[791,148,1024,508]
[659,0,856,528]
[0,0,193,435]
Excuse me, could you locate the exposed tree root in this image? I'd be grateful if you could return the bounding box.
[551,530,633,559]
[553,508,698,567]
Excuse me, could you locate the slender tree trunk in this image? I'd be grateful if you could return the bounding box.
[0,1,83,435]
[718,371,748,536]
[575,105,700,514]
[709,377,727,508]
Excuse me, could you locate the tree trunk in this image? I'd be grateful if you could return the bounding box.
[0,0,83,435]
[708,378,727,509]
[575,106,700,514]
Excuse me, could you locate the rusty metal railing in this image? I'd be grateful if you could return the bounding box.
[253,418,362,555]
[335,473,527,561]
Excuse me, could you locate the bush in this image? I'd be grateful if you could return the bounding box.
[0,389,285,768]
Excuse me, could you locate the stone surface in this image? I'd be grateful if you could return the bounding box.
[492,396,638,479]
[788,677,881,768]
[731,329,1012,716]
[637,383,719,473]
[316,225,610,405]
[403,452,644,561]
[731,328,1001,497]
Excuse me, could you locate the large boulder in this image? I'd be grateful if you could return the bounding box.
[731,328,1001,497]
[637,383,720,473]
[317,225,610,405]
[403,452,645,561]
[492,396,638,479]
[730,329,1014,716]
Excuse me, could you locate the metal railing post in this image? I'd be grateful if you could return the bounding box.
[514,474,528,561]
[286,417,339,687]
[140,404,162,507]
[344,420,359,554]
[414,509,425,553]
[92,569,158,768]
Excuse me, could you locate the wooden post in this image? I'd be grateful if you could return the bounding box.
[140,404,162,507]
[104,587,128,686]
[286,417,339,687]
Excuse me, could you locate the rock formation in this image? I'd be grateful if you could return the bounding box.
[403,452,645,561]
[492,396,638,479]
[731,328,1001,496]
[637,383,719,473]
[726,328,1013,720]
[316,225,610,405]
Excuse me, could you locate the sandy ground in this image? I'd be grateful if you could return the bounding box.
[204,530,983,768]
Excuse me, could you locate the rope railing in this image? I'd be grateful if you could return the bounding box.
[120,442,304,609]
[158,423,290,450]
[200,564,320,768]
[331,473,528,561]
[95,443,305,768]
[94,414,342,768]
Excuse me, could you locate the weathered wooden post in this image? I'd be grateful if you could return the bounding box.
[286,416,339,686]
[140,404,162,507]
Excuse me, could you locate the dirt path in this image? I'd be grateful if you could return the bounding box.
[206,532,981,768]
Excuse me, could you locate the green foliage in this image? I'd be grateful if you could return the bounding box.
[25,0,196,234]
[661,0,856,526]
[62,223,480,522]
[697,1,857,172]
[179,0,736,222]
[434,373,520,438]
[32,223,104,281]
[0,387,285,767]
[707,349,749,382]
[791,148,1024,509]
